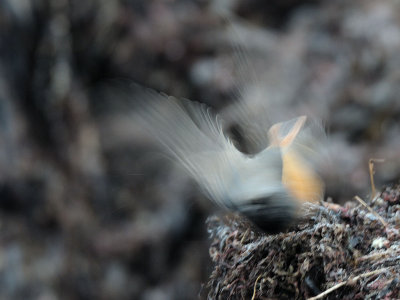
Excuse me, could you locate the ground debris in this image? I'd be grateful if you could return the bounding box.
[207,184,400,299]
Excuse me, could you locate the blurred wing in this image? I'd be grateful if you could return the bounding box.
[119,83,246,209]
[217,20,279,154]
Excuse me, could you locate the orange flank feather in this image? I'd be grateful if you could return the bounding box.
[282,150,323,204]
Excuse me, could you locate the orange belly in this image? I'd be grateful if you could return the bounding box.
[282,150,323,204]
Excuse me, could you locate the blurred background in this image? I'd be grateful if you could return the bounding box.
[1,0,400,299]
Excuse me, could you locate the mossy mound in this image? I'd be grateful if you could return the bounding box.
[207,185,400,299]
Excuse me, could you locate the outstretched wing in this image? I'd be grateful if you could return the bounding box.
[116,83,247,210]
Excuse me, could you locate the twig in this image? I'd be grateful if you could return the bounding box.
[356,250,392,263]
[251,274,262,300]
[354,195,388,228]
[240,229,249,244]
[369,158,384,200]
[307,268,387,300]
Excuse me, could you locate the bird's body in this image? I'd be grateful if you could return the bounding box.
[125,83,324,232]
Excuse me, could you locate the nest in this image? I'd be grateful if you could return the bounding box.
[206,185,400,299]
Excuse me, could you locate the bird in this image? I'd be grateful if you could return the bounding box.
[122,83,325,233]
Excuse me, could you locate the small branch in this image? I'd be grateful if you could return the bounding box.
[240,229,249,244]
[354,195,388,228]
[307,268,388,300]
[251,274,262,300]
[369,158,384,200]
[356,250,392,263]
